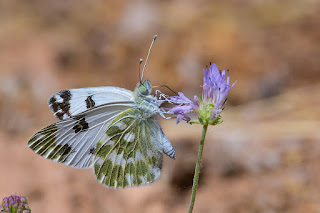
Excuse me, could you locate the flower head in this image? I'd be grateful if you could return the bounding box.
[167,63,236,125]
[167,92,198,123]
[1,195,31,213]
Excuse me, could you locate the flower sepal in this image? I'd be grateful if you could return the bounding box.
[208,114,223,125]
[189,120,200,125]
[188,114,223,126]
[198,114,223,126]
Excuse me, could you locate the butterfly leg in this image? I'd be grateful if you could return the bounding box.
[154,90,173,103]
[159,111,174,120]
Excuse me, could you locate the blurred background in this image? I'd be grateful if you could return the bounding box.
[0,0,319,212]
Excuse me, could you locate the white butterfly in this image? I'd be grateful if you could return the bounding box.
[28,35,176,188]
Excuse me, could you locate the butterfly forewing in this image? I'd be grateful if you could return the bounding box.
[48,87,133,120]
[28,81,176,189]
[94,108,167,188]
[28,102,134,168]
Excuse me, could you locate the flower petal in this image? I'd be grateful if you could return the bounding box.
[168,92,193,104]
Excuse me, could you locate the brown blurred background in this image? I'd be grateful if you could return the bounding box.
[0,0,320,212]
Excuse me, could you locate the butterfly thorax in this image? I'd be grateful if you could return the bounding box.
[132,80,163,119]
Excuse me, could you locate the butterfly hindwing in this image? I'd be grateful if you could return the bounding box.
[28,102,134,168]
[93,108,175,188]
[48,87,133,120]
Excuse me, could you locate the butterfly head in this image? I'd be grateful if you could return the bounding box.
[138,80,152,96]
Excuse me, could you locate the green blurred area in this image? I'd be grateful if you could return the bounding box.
[0,1,319,213]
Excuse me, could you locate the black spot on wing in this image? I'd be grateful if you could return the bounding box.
[73,117,89,133]
[49,90,72,120]
[89,147,95,154]
[60,90,72,100]
[85,95,95,109]
[59,144,73,161]
[47,143,73,163]
[49,96,58,111]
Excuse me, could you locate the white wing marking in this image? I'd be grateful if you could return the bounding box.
[48,86,133,120]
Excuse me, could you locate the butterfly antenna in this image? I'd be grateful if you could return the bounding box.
[141,35,157,81]
[153,85,179,95]
[139,58,143,83]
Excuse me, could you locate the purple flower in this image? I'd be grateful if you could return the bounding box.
[202,63,236,119]
[1,195,31,213]
[167,63,236,125]
[167,92,198,123]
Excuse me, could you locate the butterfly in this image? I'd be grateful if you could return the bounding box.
[27,35,176,189]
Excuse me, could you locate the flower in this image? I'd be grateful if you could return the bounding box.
[167,92,198,123]
[167,63,236,125]
[1,195,31,213]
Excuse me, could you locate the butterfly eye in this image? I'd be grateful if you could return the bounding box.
[139,84,149,95]
[139,80,152,95]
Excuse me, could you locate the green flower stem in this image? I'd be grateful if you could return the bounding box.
[188,124,208,213]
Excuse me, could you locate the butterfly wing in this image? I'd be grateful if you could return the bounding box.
[28,102,134,168]
[94,108,176,188]
[48,87,133,120]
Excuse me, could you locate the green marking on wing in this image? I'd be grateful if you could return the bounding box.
[28,124,58,150]
[93,109,163,188]
[28,123,73,163]
[49,143,73,162]
[29,124,58,157]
